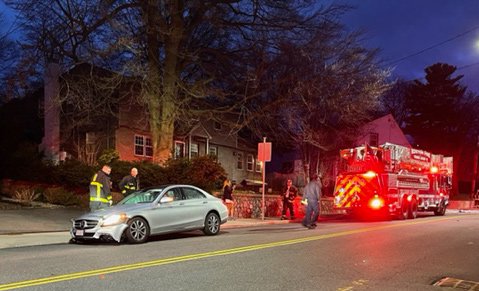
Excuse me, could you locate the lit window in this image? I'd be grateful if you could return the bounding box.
[247,154,254,171]
[134,135,153,157]
[236,152,243,170]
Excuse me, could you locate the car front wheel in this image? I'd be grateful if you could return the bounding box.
[203,212,220,236]
[126,217,150,244]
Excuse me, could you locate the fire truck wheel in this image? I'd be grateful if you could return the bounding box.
[434,201,446,216]
[408,198,418,219]
[398,200,408,220]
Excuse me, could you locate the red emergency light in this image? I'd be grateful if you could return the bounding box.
[362,171,376,179]
[369,195,384,209]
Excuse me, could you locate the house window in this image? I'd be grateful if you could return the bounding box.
[134,135,153,157]
[369,133,379,147]
[209,146,217,157]
[255,160,262,173]
[236,152,243,170]
[214,121,221,130]
[247,154,254,171]
[190,143,199,158]
[174,141,185,159]
[85,132,98,163]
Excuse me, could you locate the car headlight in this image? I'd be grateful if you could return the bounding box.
[101,213,128,226]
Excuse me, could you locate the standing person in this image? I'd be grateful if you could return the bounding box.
[222,179,235,220]
[302,174,322,229]
[281,179,297,220]
[119,167,139,196]
[89,165,113,211]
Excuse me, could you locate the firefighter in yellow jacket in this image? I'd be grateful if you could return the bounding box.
[119,167,139,197]
[89,165,112,211]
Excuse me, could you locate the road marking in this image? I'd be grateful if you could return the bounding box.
[0,215,463,290]
[433,277,479,290]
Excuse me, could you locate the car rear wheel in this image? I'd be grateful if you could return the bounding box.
[203,212,220,236]
[126,217,150,244]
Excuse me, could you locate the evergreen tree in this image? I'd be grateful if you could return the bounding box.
[404,63,466,154]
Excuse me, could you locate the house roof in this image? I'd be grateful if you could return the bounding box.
[355,114,410,147]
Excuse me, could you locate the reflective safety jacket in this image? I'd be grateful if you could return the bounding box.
[89,170,112,204]
[119,175,139,196]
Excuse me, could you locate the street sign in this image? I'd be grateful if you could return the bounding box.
[258,142,272,162]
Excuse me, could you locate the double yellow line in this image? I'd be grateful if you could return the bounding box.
[0,216,460,290]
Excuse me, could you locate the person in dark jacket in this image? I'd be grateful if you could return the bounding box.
[223,179,235,219]
[89,165,112,211]
[281,179,297,220]
[119,167,139,196]
[302,174,322,229]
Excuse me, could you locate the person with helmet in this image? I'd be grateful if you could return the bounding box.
[89,165,112,211]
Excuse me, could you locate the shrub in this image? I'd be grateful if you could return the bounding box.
[50,159,95,188]
[186,156,226,192]
[13,186,41,202]
[43,187,81,206]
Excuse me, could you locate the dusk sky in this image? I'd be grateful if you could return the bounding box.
[340,0,479,93]
[1,0,479,93]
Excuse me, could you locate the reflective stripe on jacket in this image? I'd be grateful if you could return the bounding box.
[89,171,112,203]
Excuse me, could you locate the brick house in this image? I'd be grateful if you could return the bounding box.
[39,63,262,184]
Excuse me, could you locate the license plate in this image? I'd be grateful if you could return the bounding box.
[75,229,84,236]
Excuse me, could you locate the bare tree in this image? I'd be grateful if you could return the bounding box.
[245,29,390,177]
[0,10,21,101]
[379,78,411,126]
[7,0,388,167]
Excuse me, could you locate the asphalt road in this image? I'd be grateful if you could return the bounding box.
[1,213,478,291]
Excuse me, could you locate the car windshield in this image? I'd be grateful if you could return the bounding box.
[118,189,163,205]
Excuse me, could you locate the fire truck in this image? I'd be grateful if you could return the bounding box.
[333,143,453,219]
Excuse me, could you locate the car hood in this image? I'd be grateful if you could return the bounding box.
[75,203,152,220]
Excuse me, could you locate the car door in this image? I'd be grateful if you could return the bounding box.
[148,187,189,234]
[179,186,209,228]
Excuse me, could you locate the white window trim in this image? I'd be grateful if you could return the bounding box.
[209,146,217,156]
[246,154,254,172]
[190,143,199,157]
[255,159,262,173]
[174,141,186,159]
[134,135,153,157]
[236,152,243,170]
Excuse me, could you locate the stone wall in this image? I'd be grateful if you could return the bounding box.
[229,192,339,218]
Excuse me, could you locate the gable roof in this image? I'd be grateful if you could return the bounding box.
[355,114,410,147]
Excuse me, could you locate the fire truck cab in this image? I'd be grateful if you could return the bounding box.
[333,143,452,219]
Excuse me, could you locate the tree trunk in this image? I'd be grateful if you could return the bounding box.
[143,0,182,165]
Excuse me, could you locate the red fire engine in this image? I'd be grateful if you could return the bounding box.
[333,143,453,219]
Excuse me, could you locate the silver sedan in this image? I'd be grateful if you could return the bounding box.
[70,185,228,244]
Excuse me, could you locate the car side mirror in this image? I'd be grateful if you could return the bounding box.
[160,196,174,204]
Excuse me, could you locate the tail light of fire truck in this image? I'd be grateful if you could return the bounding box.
[430,166,438,174]
[369,194,384,209]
